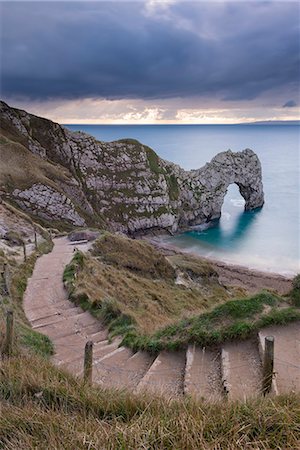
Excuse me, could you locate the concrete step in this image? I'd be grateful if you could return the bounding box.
[57,338,122,377]
[258,321,300,394]
[184,345,222,401]
[89,330,109,343]
[115,351,156,389]
[221,339,262,400]
[31,314,64,329]
[67,311,98,327]
[26,307,61,322]
[93,346,134,386]
[136,350,186,397]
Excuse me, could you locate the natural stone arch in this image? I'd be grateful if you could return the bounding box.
[178,149,264,229]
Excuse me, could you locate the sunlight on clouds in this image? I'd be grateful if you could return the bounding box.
[5,97,299,125]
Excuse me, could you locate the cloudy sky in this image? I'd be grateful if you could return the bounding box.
[1,0,299,124]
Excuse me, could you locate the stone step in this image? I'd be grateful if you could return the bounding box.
[52,335,86,364]
[136,350,186,397]
[33,316,99,340]
[66,311,98,327]
[56,338,122,377]
[26,306,61,322]
[184,345,222,401]
[31,314,65,329]
[93,346,134,387]
[258,321,300,394]
[89,330,109,343]
[114,351,156,389]
[221,339,262,400]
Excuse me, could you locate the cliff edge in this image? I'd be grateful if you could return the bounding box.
[0,101,264,233]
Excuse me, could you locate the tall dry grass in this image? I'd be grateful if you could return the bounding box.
[0,355,299,449]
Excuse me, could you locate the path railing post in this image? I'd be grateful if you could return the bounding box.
[3,310,14,357]
[1,263,8,295]
[262,335,274,395]
[34,228,38,251]
[84,340,93,384]
[22,241,27,262]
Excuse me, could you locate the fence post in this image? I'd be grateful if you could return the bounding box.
[22,241,27,262]
[1,264,5,292]
[84,341,93,384]
[1,263,8,295]
[262,336,274,395]
[3,310,14,357]
[34,228,38,251]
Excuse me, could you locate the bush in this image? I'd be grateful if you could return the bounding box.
[290,274,300,306]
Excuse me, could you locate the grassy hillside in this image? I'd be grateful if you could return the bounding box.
[63,233,300,352]
[63,233,241,338]
[1,355,299,449]
[0,134,71,192]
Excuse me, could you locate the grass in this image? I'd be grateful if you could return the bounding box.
[290,274,300,306]
[91,232,176,280]
[124,291,300,352]
[0,354,299,449]
[63,234,234,338]
[64,241,300,353]
[0,134,71,192]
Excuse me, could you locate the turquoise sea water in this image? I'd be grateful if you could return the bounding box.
[66,124,300,275]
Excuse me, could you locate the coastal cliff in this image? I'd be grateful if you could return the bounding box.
[0,101,264,233]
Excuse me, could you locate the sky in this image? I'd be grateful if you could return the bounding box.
[1,0,300,124]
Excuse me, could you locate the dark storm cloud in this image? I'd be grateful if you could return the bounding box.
[1,1,299,103]
[283,100,297,107]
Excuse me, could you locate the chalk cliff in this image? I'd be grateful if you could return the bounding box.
[0,101,264,233]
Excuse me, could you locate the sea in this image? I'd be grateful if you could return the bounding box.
[65,124,300,276]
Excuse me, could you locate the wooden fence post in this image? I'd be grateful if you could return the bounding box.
[84,341,93,384]
[34,228,38,251]
[3,310,14,357]
[22,241,27,262]
[1,263,8,295]
[262,336,274,395]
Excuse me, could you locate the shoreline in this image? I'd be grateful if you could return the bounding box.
[145,236,293,296]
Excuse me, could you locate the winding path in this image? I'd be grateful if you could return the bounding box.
[23,238,300,400]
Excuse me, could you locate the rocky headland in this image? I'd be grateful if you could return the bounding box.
[0,101,264,235]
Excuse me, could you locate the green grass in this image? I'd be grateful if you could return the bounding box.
[290,273,300,306]
[0,354,299,449]
[124,292,300,352]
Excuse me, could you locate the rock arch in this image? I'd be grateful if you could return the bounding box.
[178,149,264,229]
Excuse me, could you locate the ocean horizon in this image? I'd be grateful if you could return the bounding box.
[66,123,300,276]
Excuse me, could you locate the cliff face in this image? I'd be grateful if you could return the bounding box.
[0,101,264,233]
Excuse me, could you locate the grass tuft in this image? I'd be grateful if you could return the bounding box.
[0,355,299,449]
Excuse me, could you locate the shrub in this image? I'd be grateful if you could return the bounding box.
[290,274,300,306]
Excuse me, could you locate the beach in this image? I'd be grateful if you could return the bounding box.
[146,237,293,296]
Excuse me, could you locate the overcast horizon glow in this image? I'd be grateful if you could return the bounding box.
[1,0,299,124]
